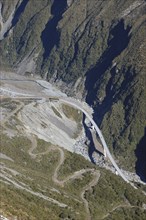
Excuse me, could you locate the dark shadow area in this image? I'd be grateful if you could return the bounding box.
[4,0,29,38]
[96,66,134,126]
[135,128,146,182]
[11,0,29,27]
[41,0,67,59]
[85,19,131,108]
[83,114,101,163]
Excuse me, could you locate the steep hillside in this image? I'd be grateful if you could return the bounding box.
[0,0,146,180]
[0,95,146,220]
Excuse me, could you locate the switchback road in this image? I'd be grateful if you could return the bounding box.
[0,78,129,183]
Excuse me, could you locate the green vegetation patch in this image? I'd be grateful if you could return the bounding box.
[62,104,83,138]
[58,151,95,180]
[1,132,146,220]
[0,182,72,220]
[51,106,62,118]
[33,138,52,154]
[64,171,95,196]
[62,104,82,123]
[85,169,146,219]
[104,206,146,220]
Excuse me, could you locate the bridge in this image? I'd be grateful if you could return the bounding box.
[0,78,129,183]
[59,98,129,183]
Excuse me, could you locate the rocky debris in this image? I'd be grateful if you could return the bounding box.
[0,87,35,98]
[0,70,26,80]
[0,107,10,121]
[92,152,116,174]
[16,51,39,76]
[73,136,90,160]
[93,151,146,185]
[0,164,20,177]
[1,73,145,186]
[120,0,145,18]
[0,215,10,220]
[92,152,105,167]
[18,101,82,152]
[84,117,92,128]
[36,80,67,98]
[67,0,73,7]
[72,126,90,159]
[2,128,18,138]
[121,169,146,185]
[0,153,14,162]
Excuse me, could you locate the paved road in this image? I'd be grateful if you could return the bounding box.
[60,98,129,183]
[1,78,129,183]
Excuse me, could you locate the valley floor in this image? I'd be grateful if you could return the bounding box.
[0,70,146,219]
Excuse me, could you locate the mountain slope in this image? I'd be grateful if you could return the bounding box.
[0,96,146,220]
[0,0,146,179]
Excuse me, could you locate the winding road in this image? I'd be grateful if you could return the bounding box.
[1,94,140,218]
[59,98,129,183]
[0,78,129,183]
[81,170,100,220]
[27,136,101,219]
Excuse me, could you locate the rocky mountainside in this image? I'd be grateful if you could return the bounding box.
[0,77,146,220]
[0,0,146,180]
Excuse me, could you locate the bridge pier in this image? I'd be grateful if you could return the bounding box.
[104,148,107,158]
